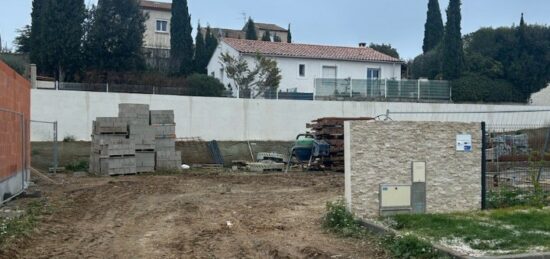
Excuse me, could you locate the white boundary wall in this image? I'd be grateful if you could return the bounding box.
[31,89,550,141]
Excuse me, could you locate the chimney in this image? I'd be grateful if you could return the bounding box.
[358,42,367,48]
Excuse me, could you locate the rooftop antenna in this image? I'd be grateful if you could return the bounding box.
[240,12,247,24]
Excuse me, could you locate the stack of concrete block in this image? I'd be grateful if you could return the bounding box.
[121,104,157,173]
[156,151,182,170]
[89,104,181,175]
[150,110,181,170]
[90,118,136,176]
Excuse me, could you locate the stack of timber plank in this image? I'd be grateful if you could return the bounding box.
[306,117,374,172]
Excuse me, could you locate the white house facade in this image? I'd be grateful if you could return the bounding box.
[530,84,550,106]
[208,38,403,96]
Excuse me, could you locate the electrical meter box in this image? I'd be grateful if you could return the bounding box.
[379,184,412,216]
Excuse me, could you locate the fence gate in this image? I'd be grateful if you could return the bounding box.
[482,122,550,209]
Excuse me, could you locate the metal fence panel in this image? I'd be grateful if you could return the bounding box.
[483,123,550,209]
[315,78,451,101]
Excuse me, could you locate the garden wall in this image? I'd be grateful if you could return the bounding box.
[345,121,482,219]
[0,60,31,204]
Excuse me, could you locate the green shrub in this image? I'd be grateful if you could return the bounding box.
[488,187,549,209]
[63,135,76,142]
[451,73,526,103]
[186,73,225,97]
[383,235,447,259]
[65,160,89,172]
[322,200,366,238]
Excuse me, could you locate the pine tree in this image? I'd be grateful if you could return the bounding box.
[441,0,464,80]
[85,0,146,72]
[422,0,444,53]
[287,24,292,43]
[261,30,271,41]
[170,0,194,75]
[245,18,258,40]
[204,26,218,63]
[193,23,207,74]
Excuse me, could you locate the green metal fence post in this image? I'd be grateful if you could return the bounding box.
[481,122,487,210]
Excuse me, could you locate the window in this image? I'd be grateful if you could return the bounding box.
[156,20,168,32]
[298,64,306,77]
[220,68,224,80]
[322,66,337,79]
[367,68,381,79]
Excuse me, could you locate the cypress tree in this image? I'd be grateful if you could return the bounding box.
[85,0,146,72]
[273,33,282,42]
[193,23,207,74]
[41,0,86,80]
[287,24,292,43]
[245,18,258,40]
[30,0,47,72]
[261,30,272,41]
[170,0,194,75]
[422,0,444,53]
[442,0,464,80]
[204,26,218,63]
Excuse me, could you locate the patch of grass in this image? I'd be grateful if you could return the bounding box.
[382,234,449,259]
[322,200,367,238]
[65,160,89,172]
[390,208,550,253]
[0,200,49,248]
[322,201,445,258]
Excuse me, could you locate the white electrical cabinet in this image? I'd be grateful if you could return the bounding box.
[379,184,412,208]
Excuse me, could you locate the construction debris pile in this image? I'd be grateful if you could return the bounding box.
[89,104,181,176]
[307,117,373,172]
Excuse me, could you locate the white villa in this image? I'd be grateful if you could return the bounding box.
[207,38,403,97]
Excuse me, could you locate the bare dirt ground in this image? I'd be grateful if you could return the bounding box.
[2,171,388,259]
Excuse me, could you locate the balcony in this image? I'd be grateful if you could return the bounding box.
[314,78,452,102]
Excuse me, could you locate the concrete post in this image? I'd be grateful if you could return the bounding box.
[53,121,58,174]
[30,64,37,89]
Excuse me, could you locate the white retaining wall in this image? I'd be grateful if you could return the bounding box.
[31,89,550,141]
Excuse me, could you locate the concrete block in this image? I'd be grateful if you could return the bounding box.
[99,157,136,176]
[91,135,128,152]
[136,151,155,167]
[150,110,175,125]
[119,103,149,116]
[155,139,176,151]
[156,151,182,171]
[153,124,176,139]
[93,118,128,134]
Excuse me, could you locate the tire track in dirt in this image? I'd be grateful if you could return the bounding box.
[4,173,388,259]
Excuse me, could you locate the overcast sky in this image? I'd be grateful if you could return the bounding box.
[1,0,549,59]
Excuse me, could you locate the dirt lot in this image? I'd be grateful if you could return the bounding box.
[1,171,387,259]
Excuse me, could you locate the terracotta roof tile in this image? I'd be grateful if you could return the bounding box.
[139,0,171,11]
[223,38,402,63]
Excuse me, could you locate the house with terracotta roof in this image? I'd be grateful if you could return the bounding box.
[208,38,403,97]
[201,22,289,42]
